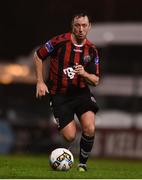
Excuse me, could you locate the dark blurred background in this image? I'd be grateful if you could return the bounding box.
[0,0,142,59]
[0,0,142,158]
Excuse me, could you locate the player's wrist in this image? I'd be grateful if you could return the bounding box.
[82,71,89,78]
[36,79,44,83]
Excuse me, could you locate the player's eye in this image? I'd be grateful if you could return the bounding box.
[74,24,80,28]
[82,24,88,28]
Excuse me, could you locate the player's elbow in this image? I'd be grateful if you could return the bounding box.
[34,52,42,63]
[34,52,39,60]
[94,76,99,86]
[91,75,99,86]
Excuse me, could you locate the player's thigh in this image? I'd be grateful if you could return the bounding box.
[80,111,96,136]
[51,94,74,130]
[75,94,98,136]
[60,120,77,142]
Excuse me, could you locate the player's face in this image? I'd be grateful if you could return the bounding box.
[72,16,91,41]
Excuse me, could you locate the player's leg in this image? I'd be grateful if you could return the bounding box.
[75,93,99,171]
[80,111,95,163]
[60,120,77,142]
[78,111,95,171]
[51,94,77,147]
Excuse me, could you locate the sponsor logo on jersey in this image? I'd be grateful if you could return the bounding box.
[63,67,75,79]
[83,55,91,64]
[45,41,54,53]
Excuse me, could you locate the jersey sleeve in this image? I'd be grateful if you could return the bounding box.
[36,38,57,60]
[85,47,100,76]
[36,33,68,60]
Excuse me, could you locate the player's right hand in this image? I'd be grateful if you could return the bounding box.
[36,81,49,98]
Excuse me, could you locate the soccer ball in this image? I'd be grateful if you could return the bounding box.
[49,148,74,171]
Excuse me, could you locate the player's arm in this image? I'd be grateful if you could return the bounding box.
[82,71,99,86]
[34,52,49,98]
[75,47,100,86]
[34,33,68,97]
[34,37,59,97]
[83,47,100,86]
[74,64,99,86]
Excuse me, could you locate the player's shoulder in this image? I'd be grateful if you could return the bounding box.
[86,39,98,55]
[51,32,71,45]
[86,39,97,49]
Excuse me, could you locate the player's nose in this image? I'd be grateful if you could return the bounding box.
[79,26,83,32]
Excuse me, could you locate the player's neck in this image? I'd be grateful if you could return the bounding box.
[71,33,86,46]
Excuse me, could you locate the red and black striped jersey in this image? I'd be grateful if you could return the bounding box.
[36,32,100,95]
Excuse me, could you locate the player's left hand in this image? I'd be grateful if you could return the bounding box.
[74,64,86,76]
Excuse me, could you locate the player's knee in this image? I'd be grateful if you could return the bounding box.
[63,133,76,142]
[83,125,95,137]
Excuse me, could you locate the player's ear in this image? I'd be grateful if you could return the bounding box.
[70,21,74,33]
[70,17,74,32]
[88,23,91,31]
[71,22,73,32]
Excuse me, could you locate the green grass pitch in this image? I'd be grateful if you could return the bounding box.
[0,154,142,179]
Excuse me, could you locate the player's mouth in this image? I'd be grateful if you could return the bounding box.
[78,34,84,38]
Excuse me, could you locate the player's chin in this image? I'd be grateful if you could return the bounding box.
[77,35,86,40]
